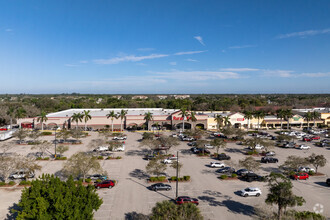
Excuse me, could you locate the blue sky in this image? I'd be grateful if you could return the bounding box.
[1,0,330,94]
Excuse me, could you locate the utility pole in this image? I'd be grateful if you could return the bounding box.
[54,126,58,158]
[176,151,179,198]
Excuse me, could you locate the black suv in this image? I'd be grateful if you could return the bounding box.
[261,157,278,163]
[144,154,156,160]
[241,173,265,182]
[217,153,231,160]
[326,178,330,186]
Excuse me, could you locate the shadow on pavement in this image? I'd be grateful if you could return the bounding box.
[222,200,255,216]
[125,211,149,220]
[203,190,232,199]
[201,169,218,175]
[5,203,19,220]
[129,169,150,180]
[125,149,149,156]
[180,149,193,155]
[314,181,328,187]
[224,148,246,155]
[197,195,223,207]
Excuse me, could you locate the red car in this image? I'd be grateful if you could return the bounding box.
[94,180,115,189]
[311,136,320,140]
[303,137,312,142]
[293,173,309,180]
[176,196,199,205]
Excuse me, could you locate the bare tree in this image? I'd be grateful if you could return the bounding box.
[32,141,52,158]
[0,156,17,182]
[29,130,41,143]
[305,154,327,173]
[56,145,69,158]
[0,142,14,157]
[280,156,309,172]
[239,156,260,172]
[146,159,167,177]
[14,129,28,144]
[15,156,42,178]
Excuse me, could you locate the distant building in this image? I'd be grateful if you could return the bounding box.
[173,95,190,99]
[112,95,122,100]
[96,98,103,104]
[132,96,148,100]
[157,95,168,100]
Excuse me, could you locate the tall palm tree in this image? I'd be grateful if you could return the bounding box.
[284,109,293,130]
[253,110,265,131]
[15,107,26,129]
[119,109,127,133]
[243,111,253,132]
[71,112,83,129]
[179,108,189,131]
[144,111,154,131]
[312,111,321,128]
[6,106,15,130]
[215,114,224,131]
[37,111,48,131]
[106,110,118,132]
[188,111,197,129]
[83,110,92,131]
[276,109,286,130]
[304,111,313,128]
[223,116,231,128]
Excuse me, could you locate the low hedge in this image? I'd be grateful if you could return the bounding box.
[247,150,259,155]
[19,180,32,185]
[41,131,52,136]
[97,156,104,160]
[55,157,67,160]
[8,181,15,186]
[85,178,92,183]
[106,156,122,160]
[231,173,238,178]
[0,182,6,186]
[149,176,167,182]
[220,175,228,179]
[169,176,191,182]
[36,157,50,160]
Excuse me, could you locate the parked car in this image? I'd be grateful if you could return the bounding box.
[9,170,35,179]
[265,151,276,156]
[298,145,310,150]
[236,169,253,176]
[181,136,195,141]
[87,174,108,181]
[240,187,262,197]
[241,173,264,182]
[176,196,199,205]
[93,146,109,152]
[171,134,178,137]
[271,136,277,140]
[216,167,235,174]
[217,153,231,160]
[144,154,156,160]
[94,180,115,189]
[204,144,214,149]
[113,136,127,140]
[298,167,315,173]
[210,162,225,168]
[261,157,278,163]
[111,144,125,152]
[187,141,197,146]
[284,142,296,148]
[149,183,172,191]
[249,144,264,150]
[292,173,309,180]
[163,157,178,164]
[311,136,320,140]
[326,178,330,186]
[303,137,312,142]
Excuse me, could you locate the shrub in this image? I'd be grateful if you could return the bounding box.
[0,182,6,186]
[170,176,176,181]
[183,176,190,181]
[97,156,104,160]
[231,173,237,178]
[41,131,52,136]
[37,157,50,160]
[55,157,67,160]
[220,175,228,179]
[158,176,166,182]
[308,170,315,176]
[95,179,102,183]
[85,178,92,183]
[288,171,296,176]
[19,180,32,185]
[8,181,15,186]
[247,150,258,155]
[115,156,122,159]
[150,177,157,182]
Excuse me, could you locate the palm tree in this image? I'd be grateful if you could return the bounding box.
[144,111,154,131]
[71,112,83,129]
[6,107,15,130]
[37,111,48,131]
[253,110,265,131]
[304,111,313,128]
[276,109,286,130]
[119,109,127,133]
[223,116,231,128]
[243,111,253,132]
[284,109,293,130]
[312,111,321,128]
[215,114,224,131]
[15,107,26,129]
[179,108,189,131]
[188,111,197,129]
[83,110,92,131]
[106,110,118,132]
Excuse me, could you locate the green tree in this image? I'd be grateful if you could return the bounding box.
[6,106,15,130]
[15,107,26,129]
[29,130,41,143]
[57,129,72,142]
[106,110,118,132]
[150,200,203,220]
[215,114,224,131]
[63,152,102,182]
[266,172,305,220]
[170,161,183,178]
[284,109,293,130]
[14,175,102,220]
[243,111,253,131]
[280,155,309,172]
[71,112,83,129]
[31,141,52,158]
[304,111,313,128]
[312,111,321,128]
[239,156,260,172]
[14,129,28,143]
[305,153,327,173]
[146,159,167,177]
[253,110,265,131]
[144,111,154,131]
[57,145,69,157]
[179,107,190,131]
[223,116,231,127]
[188,111,197,129]
[37,110,48,131]
[119,109,127,133]
[276,109,286,130]
[211,138,227,155]
[0,156,17,182]
[83,110,92,131]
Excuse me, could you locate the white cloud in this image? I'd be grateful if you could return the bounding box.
[93,54,168,64]
[194,36,205,46]
[300,72,330,77]
[154,70,241,80]
[79,60,88,64]
[229,45,256,49]
[174,50,207,55]
[185,59,198,62]
[262,69,294,78]
[137,48,155,52]
[65,64,78,67]
[5,29,13,32]
[169,62,177,66]
[220,68,259,72]
[277,28,330,39]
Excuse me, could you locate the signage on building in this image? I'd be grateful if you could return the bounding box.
[237,118,244,121]
[173,116,192,121]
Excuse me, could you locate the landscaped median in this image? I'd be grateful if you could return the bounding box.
[218,173,238,180]
[147,175,191,183]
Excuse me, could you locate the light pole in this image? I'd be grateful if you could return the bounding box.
[54,126,58,158]
[176,150,179,198]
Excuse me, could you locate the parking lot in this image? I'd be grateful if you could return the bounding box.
[0,130,330,220]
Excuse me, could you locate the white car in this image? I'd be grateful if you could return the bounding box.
[298,167,315,173]
[210,162,225,168]
[163,157,178,164]
[265,151,276,156]
[204,144,215,149]
[249,144,264,150]
[240,187,262,197]
[113,136,127,140]
[9,170,35,179]
[112,144,125,152]
[298,145,310,150]
[93,146,109,152]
